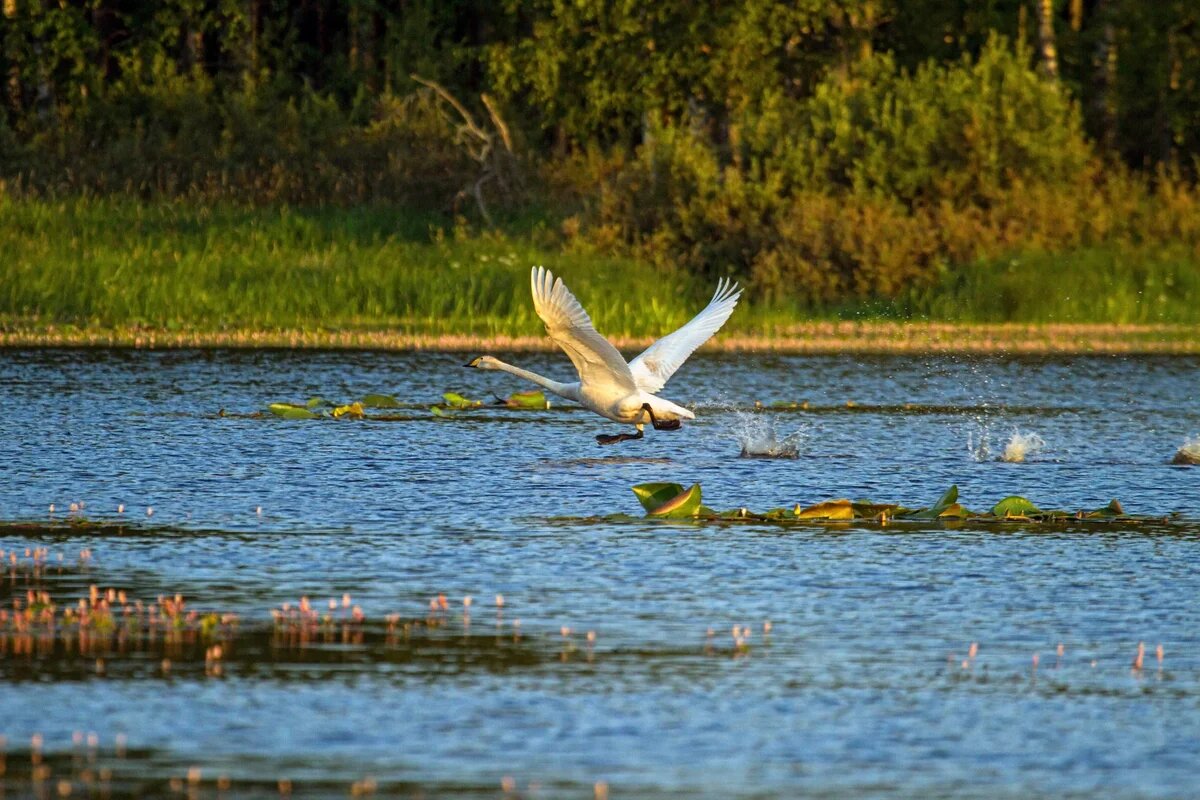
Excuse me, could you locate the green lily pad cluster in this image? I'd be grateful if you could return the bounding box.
[268,393,402,420]
[432,390,549,416]
[268,390,550,420]
[631,483,1169,526]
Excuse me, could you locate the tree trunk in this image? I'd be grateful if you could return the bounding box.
[1033,0,1059,78]
[1092,0,1118,152]
[4,0,19,114]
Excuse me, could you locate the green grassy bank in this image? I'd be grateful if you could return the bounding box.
[1,197,1198,349]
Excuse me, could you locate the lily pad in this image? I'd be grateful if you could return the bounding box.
[852,501,901,518]
[362,393,401,409]
[901,485,961,519]
[443,392,482,409]
[795,499,856,520]
[991,496,1043,517]
[305,396,327,409]
[936,503,970,519]
[933,485,958,508]
[506,390,549,409]
[647,484,703,518]
[1085,499,1126,518]
[269,403,319,420]
[632,482,686,513]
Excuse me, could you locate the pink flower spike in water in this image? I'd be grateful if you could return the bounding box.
[1132,642,1145,670]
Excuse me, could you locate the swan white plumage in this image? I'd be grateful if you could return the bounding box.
[466,266,742,444]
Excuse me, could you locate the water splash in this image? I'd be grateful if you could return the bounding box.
[967,424,1046,462]
[966,424,993,462]
[1001,429,1046,463]
[1173,435,1200,465]
[730,411,806,459]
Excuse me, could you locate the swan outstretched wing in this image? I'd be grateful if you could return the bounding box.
[629,278,742,393]
[531,266,637,392]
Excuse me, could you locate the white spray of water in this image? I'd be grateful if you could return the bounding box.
[1174,435,1200,465]
[967,423,1046,462]
[730,409,806,459]
[1001,428,1046,463]
[966,423,993,462]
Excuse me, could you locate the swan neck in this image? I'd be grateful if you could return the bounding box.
[489,360,577,399]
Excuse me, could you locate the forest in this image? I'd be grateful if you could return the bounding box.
[2,1,1199,331]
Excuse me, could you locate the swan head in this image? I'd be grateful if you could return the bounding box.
[464,355,500,369]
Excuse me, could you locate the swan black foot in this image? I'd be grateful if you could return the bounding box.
[641,403,682,431]
[596,429,644,446]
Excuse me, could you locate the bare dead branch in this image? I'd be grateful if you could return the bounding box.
[481,93,514,154]
[410,74,488,142]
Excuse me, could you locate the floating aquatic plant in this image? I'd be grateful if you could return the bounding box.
[646,484,703,518]
[265,390,550,420]
[625,483,1174,527]
[990,496,1043,517]
[267,402,320,420]
[504,390,550,409]
[361,393,401,408]
[442,392,482,409]
[331,401,365,419]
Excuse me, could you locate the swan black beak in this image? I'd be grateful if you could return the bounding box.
[464,357,482,368]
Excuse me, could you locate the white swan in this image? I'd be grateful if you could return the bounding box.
[466,266,742,444]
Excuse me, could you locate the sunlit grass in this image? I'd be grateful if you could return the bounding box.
[1,196,1198,345]
[0,196,692,338]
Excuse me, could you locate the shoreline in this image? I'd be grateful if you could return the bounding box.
[2,322,1198,354]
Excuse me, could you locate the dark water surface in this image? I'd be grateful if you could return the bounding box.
[1,349,1199,798]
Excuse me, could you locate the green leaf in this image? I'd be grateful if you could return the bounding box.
[361,393,401,408]
[991,496,1042,517]
[936,503,970,519]
[443,392,481,409]
[631,482,686,512]
[269,403,319,420]
[901,485,959,519]
[934,485,958,508]
[1085,499,1126,518]
[305,396,327,409]
[647,484,703,518]
[506,390,549,409]
[430,406,446,417]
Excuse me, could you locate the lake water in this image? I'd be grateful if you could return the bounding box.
[1,349,1199,798]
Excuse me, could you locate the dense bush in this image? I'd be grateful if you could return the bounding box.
[786,37,1091,203]
[548,36,1200,305]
